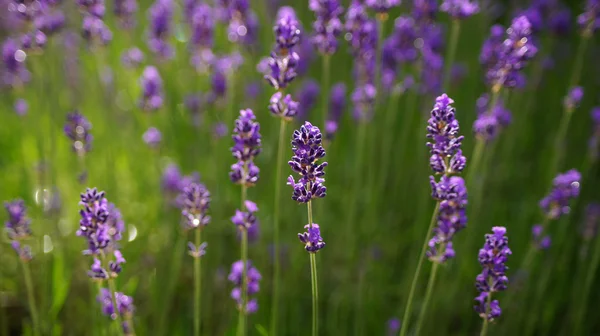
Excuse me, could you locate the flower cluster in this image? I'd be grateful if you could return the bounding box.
[309,0,343,55]
[382,16,418,71]
[296,79,320,120]
[473,94,512,141]
[228,260,261,314]
[177,182,211,231]
[412,0,438,23]
[298,223,326,253]
[139,66,164,111]
[366,0,401,13]
[577,0,600,34]
[484,16,538,90]
[5,199,33,261]
[287,122,328,203]
[64,112,93,156]
[97,288,135,333]
[77,188,126,280]
[531,224,551,250]
[229,109,261,186]
[269,92,299,120]
[161,164,200,196]
[539,169,581,220]
[474,227,511,321]
[2,39,31,87]
[147,0,174,59]
[275,6,302,52]
[142,127,162,148]
[189,3,214,51]
[563,86,584,111]
[114,0,137,29]
[440,0,479,19]
[78,0,112,46]
[223,0,258,45]
[325,82,347,140]
[264,8,301,92]
[231,201,259,239]
[427,94,466,175]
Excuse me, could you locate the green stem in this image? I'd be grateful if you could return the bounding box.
[378,91,402,195]
[238,183,248,336]
[194,228,202,336]
[442,20,461,90]
[124,314,137,336]
[480,292,492,336]
[568,33,589,90]
[345,122,367,244]
[107,277,123,335]
[375,15,386,110]
[270,118,287,336]
[321,56,331,127]
[574,209,600,335]
[414,256,442,336]
[399,202,440,336]
[21,261,40,336]
[307,200,319,336]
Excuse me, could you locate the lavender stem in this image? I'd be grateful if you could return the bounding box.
[442,20,461,90]
[21,260,40,336]
[480,291,492,336]
[414,249,443,336]
[399,202,440,336]
[238,184,248,336]
[270,118,287,336]
[321,56,331,128]
[193,228,202,336]
[307,200,319,336]
[375,14,385,110]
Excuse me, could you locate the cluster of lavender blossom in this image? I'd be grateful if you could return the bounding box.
[288,121,327,252]
[426,94,467,263]
[474,227,511,321]
[77,0,113,46]
[77,188,135,331]
[473,94,512,142]
[228,260,261,314]
[64,112,93,157]
[176,181,211,254]
[309,0,343,55]
[5,199,33,261]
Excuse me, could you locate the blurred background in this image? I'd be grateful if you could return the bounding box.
[1,0,600,335]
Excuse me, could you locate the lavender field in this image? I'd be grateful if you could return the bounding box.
[1,0,599,335]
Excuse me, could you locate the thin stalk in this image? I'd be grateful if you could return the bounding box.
[106,277,123,335]
[238,183,248,336]
[399,202,440,336]
[307,200,319,336]
[344,121,367,244]
[374,14,386,110]
[193,228,202,336]
[442,20,461,90]
[124,315,137,336]
[567,33,589,90]
[21,261,40,336]
[414,255,442,336]
[378,91,402,195]
[270,118,287,336]
[321,56,331,127]
[480,293,492,336]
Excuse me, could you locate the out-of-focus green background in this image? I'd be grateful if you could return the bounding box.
[1,0,599,335]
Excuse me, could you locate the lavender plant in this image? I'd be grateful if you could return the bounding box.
[401,94,467,336]
[288,121,328,336]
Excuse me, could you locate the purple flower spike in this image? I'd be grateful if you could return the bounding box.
[296,79,320,120]
[539,169,581,220]
[310,0,343,55]
[366,0,401,13]
[188,241,207,258]
[577,0,600,34]
[64,112,93,156]
[229,109,262,186]
[474,227,511,321]
[264,51,300,90]
[139,66,164,111]
[228,260,262,314]
[427,94,466,175]
[147,0,174,59]
[82,16,113,46]
[177,182,211,230]
[473,94,512,142]
[440,0,479,19]
[269,92,299,120]
[532,224,551,250]
[231,201,259,231]
[190,3,214,50]
[143,127,162,148]
[275,7,301,51]
[298,223,326,252]
[325,82,346,139]
[564,86,584,110]
[2,39,31,87]
[4,199,32,241]
[97,288,135,319]
[121,47,144,68]
[288,122,328,203]
[14,98,28,116]
[114,0,138,28]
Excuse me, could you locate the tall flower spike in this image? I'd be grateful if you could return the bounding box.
[287,122,328,203]
[228,260,262,314]
[440,0,479,19]
[147,0,174,59]
[275,6,301,52]
[5,199,33,261]
[366,0,401,13]
[577,0,600,34]
[229,109,262,186]
[539,169,581,220]
[309,0,343,55]
[139,66,164,111]
[474,227,511,321]
[64,112,93,156]
[177,182,211,230]
[473,94,512,142]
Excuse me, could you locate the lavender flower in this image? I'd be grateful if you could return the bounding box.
[188,241,207,258]
[532,224,551,250]
[143,127,162,148]
[77,188,126,279]
[287,122,327,203]
[5,199,32,242]
[14,98,28,116]
[351,83,376,122]
[121,47,144,68]
[412,0,438,23]
[97,288,135,320]
[231,200,259,233]
[161,163,200,196]
[384,16,418,66]
[81,16,112,46]
[296,79,320,120]
[20,30,47,52]
[225,0,258,45]
[77,0,106,18]
[484,16,538,90]
[2,38,30,87]
[564,86,584,111]
[309,0,343,55]
[64,112,93,156]
[147,0,174,59]
[426,94,466,175]
[139,66,163,111]
[387,318,401,336]
[229,109,261,186]
[366,0,401,13]
[190,3,213,50]
[325,82,346,139]
[269,92,299,120]
[264,51,300,91]
[577,0,600,34]
[275,6,301,51]
[440,0,479,19]
[298,223,326,252]
[473,94,512,141]
[228,260,261,314]
[114,0,137,28]
[474,227,511,321]
[177,182,211,230]
[539,169,581,220]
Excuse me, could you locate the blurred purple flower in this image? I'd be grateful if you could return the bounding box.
[230,109,261,186]
[228,260,261,314]
[121,47,144,68]
[296,80,320,120]
[177,182,211,231]
[540,169,581,220]
[2,38,30,87]
[577,0,600,34]
[440,0,479,19]
[14,98,28,116]
[310,0,343,55]
[564,86,584,110]
[143,127,162,148]
[139,66,163,111]
[532,224,551,250]
[64,112,93,156]
[114,0,137,28]
[147,0,174,59]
